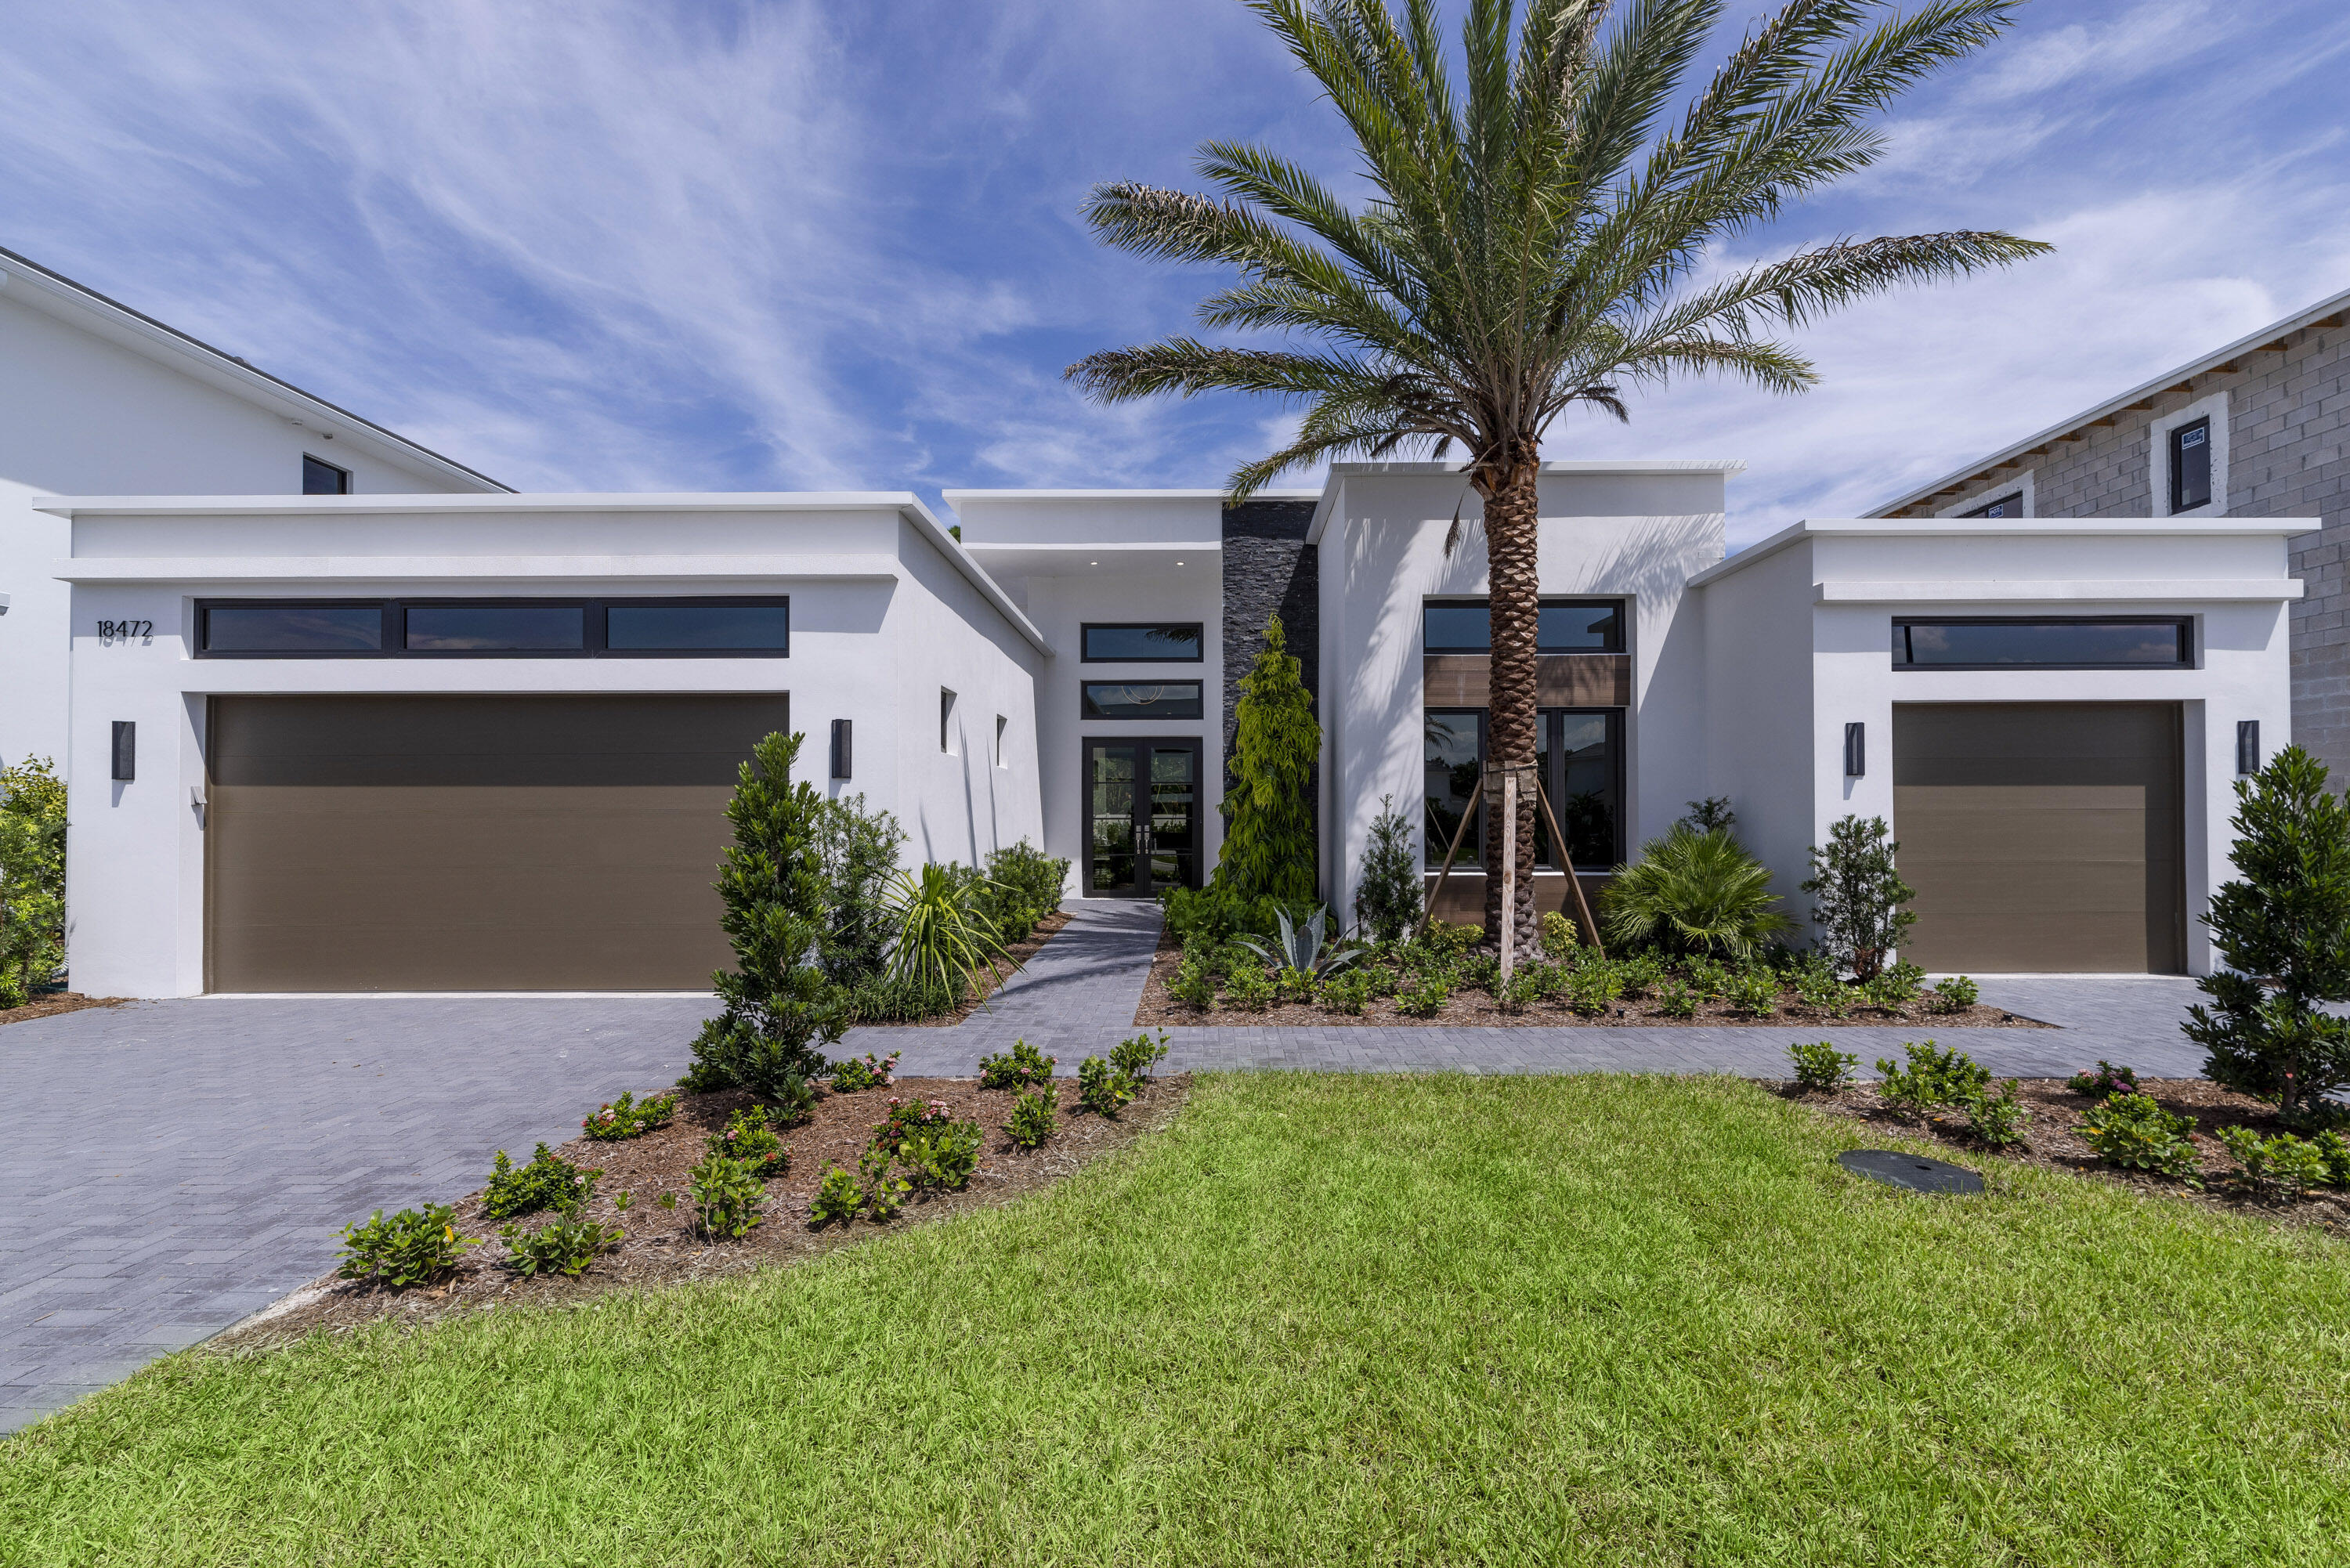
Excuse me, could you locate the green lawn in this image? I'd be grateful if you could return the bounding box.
[5,1074,2346,1566]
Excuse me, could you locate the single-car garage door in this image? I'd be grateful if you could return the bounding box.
[205,693,788,992]
[1893,703,2185,974]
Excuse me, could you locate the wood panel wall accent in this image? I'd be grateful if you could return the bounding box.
[1423,653,1630,708]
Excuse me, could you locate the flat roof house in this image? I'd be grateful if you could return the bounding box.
[48,464,2307,997]
[1870,284,2349,774]
[0,245,505,773]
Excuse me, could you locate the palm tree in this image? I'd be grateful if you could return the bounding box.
[1066,0,2049,958]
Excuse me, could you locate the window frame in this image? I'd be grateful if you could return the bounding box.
[1420,597,1627,654]
[302,453,352,496]
[1960,490,2026,519]
[1423,705,1625,872]
[2168,416,2214,515]
[1079,680,1206,721]
[192,596,791,659]
[1890,616,2194,672]
[1079,622,1206,664]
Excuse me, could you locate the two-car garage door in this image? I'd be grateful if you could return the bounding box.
[205,694,788,992]
[1893,703,2185,974]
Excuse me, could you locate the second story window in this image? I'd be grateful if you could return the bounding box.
[1962,491,2023,518]
[302,453,351,495]
[1082,623,1203,662]
[2168,417,2212,513]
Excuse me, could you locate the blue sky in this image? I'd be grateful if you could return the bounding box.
[2,0,2345,544]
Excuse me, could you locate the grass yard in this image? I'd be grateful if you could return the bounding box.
[4,1073,2346,1566]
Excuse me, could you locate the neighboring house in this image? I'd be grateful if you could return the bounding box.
[49,465,2305,996]
[0,244,505,772]
[1870,285,2349,771]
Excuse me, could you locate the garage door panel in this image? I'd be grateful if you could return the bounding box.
[207,695,783,992]
[1893,703,2182,974]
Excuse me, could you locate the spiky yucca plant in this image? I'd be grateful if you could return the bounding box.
[1068,0,2048,957]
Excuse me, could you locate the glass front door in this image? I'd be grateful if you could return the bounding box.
[1087,739,1200,896]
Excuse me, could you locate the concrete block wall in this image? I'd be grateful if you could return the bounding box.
[1938,320,2348,771]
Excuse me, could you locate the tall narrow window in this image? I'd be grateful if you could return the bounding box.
[302,454,351,495]
[2169,417,2212,513]
[941,689,958,754]
[996,714,1009,768]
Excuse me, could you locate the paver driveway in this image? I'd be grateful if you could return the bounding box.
[3,900,2213,1433]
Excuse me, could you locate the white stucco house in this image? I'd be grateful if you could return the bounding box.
[42,459,2308,997]
[0,244,506,772]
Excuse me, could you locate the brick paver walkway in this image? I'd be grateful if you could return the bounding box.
[2,899,2213,1433]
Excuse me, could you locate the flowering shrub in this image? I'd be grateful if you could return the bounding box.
[2066,1060,2140,1098]
[483,1144,601,1222]
[581,1089,679,1142]
[898,1121,982,1190]
[707,1105,790,1178]
[874,1095,953,1155]
[338,1204,477,1287]
[827,1051,899,1093]
[980,1039,1058,1089]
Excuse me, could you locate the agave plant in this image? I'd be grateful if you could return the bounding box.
[883,864,1014,1003]
[1601,826,1793,960]
[1238,906,1364,979]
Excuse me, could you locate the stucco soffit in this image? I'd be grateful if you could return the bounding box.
[1813,579,2305,604]
[52,554,906,583]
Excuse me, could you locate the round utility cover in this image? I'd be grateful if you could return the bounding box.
[1836,1149,1984,1195]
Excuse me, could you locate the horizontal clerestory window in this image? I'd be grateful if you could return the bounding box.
[1080,623,1204,662]
[194,598,790,657]
[1423,598,1624,653]
[1081,681,1204,720]
[1891,617,2192,670]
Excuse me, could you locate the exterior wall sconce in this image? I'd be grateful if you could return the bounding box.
[111,721,136,781]
[2238,720,2260,776]
[1843,721,1865,779]
[830,718,852,780]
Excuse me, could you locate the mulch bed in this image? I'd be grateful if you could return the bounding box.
[0,991,126,1029]
[220,1071,1187,1346]
[893,909,1072,1026]
[1782,1074,2350,1232]
[1134,927,2046,1029]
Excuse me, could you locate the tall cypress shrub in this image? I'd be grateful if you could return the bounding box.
[1215,614,1319,905]
[689,731,847,1097]
[2184,745,2350,1124]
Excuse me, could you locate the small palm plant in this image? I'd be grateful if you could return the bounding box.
[884,865,1014,1004]
[1602,825,1792,960]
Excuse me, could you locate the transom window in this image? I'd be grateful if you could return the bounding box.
[1082,681,1204,720]
[194,598,790,658]
[1423,598,1623,653]
[1892,617,2191,670]
[1081,623,1203,663]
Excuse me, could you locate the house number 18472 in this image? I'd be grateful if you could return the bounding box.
[97,620,154,642]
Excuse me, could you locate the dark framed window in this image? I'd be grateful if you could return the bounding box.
[1080,623,1204,663]
[194,597,790,658]
[302,454,351,495]
[1082,681,1204,720]
[1892,617,2193,670]
[1961,491,2024,518]
[1423,598,1624,653]
[2169,417,2212,512]
[1424,707,1622,870]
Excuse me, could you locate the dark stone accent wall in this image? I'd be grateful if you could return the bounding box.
[1221,499,1321,888]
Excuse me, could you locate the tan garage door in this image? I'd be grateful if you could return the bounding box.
[205,693,787,992]
[1892,703,2184,974]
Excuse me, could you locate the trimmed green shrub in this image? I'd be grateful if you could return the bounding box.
[499,1208,624,1278]
[689,1154,766,1239]
[337,1205,476,1288]
[1927,975,1979,1013]
[1864,960,1925,1010]
[1564,963,1621,1017]
[2183,746,2350,1125]
[1802,815,1917,983]
[2077,1093,2201,1180]
[2318,1129,2350,1187]
[1214,613,1320,904]
[1110,1030,1170,1081]
[2216,1126,2330,1201]
[0,757,67,1010]
[1540,910,1582,957]
[1874,1042,1990,1122]
[827,1051,898,1093]
[809,1166,862,1227]
[1652,979,1700,1017]
[581,1089,678,1142]
[898,1121,982,1190]
[837,972,961,1024]
[483,1144,598,1222]
[978,839,1072,942]
[1166,961,1219,1011]
[1319,968,1376,1013]
[1787,1041,1856,1092]
[1614,953,1665,999]
[857,1144,910,1222]
[692,732,848,1099]
[707,1106,789,1179]
[1395,974,1450,1017]
[1965,1080,2030,1147]
[1353,793,1423,944]
[1006,1088,1058,1151]
[1498,965,1546,1013]
[1601,825,1792,959]
[1077,1056,1137,1117]
[813,791,905,983]
[1223,963,1276,1011]
[1794,967,1853,1017]
[1459,952,1502,994]
[978,1039,1057,1089]
[1724,970,1778,1018]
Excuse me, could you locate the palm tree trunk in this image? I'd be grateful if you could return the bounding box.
[1480,457,1542,961]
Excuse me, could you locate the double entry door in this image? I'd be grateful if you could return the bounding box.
[1086,739,1202,896]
